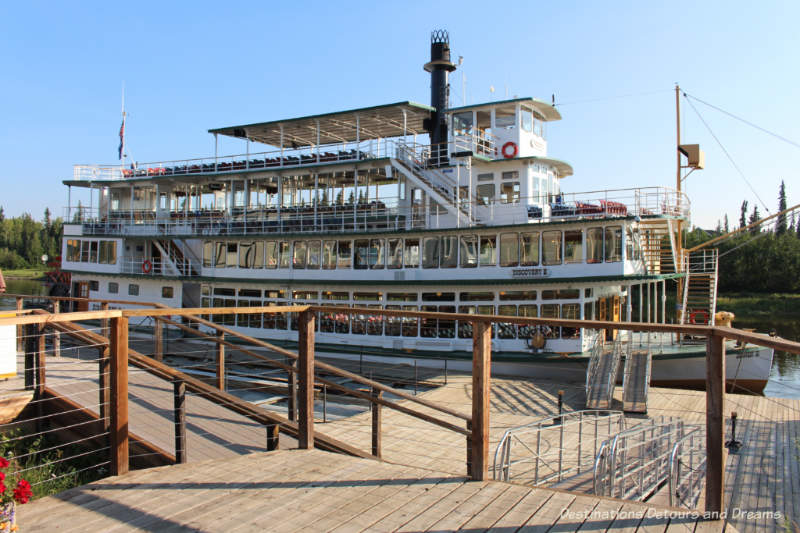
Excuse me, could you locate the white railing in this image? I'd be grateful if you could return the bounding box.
[492,409,626,486]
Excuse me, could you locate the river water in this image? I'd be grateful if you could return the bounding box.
[2,279,799,398]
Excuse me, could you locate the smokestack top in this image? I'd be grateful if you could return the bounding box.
[431,29,449,44]
[424,29,457,73]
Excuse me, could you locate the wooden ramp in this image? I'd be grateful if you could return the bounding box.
[18,448,722,532]
[622,349,652,413]
[585,345,618,409]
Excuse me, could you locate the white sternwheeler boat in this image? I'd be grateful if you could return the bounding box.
[59,30,772,393]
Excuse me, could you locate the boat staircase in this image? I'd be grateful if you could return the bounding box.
[585,337,622,410]
[639,218,678,274]
[153,239,201,277]
[391,145,484,227]
[679,249,719,326]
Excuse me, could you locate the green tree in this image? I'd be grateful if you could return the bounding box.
[748,206,760,234]
[739,200,748,229]
[723,214,729,233]
[777,180,788,235]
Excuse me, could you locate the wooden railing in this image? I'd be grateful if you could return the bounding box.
[3,295,800,517]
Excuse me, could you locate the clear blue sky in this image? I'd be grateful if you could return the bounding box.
[2,0,798,229]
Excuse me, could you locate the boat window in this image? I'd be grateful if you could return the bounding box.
[385,305,402,336]
[477,173,494,182]
[497,305,517,339]
[542,231,562,265]
[477,183,495,206]
[307,240,321,270]
[585,288,592,297]
[353,292,382,301]
[265,241,278,269]
[293,241,307,269]
[214,287,235,296]
[534,118,544,138]
[337,240,352,269]
[584,301,594,321]
[215,242,226,268]
[457,306,476,339]
[495,108,515,129]
[387,292,417,301]
[128,283,139,296]
[369,239,385,269]
[226,242,237,268]
[542,289,580,300]
[500,233,519,267]
[66,239,80,262]
[88,280,99,291]
[479,235,497,266]
[520,232,540,266]
[438,305,456,338]
[564,230,583,263]
[420,305,438,337]
[253,241,264,269]
[293,291,318,300]
[239,242,255,269]
[500,181,520,204]
[272,300,288,330]
[239,289,261,298]
[322,240,337,269]
[322,291,349,300]
[401,305,418,337]
[562,303,580,338]
[422,237,440,268]
[626,227,640,261]
[366,304,383,336]
[605,226,622,262]
[586,228,604,263]
[460,292,494,301]
[521,109,533,132]
[80,241,90,262]
[108,282,119,294]
[98,242,107,264]
[459,235,478,268]
[517,304,538,339]
[387,239,403,269]
[540,304,560,338]
[440,236,458,268]
[351,308,367,335]
[453,111,473,135]
[89,241,99,262]
[422,292,455,301]
[279,242,291,268]
[499,290,537,301]
[354,239,370,269]
[404,238,420,268]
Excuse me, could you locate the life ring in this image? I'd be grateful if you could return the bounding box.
[690,310,709,325]
[501,142,518,159]
[142,259,153,274]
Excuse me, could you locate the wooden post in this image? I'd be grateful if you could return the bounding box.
[154,318,163,362]
[16,297,23,354]
[705,333,726,517]
[266,423,279,451]
[215,329,225,391]
[24,324,36,391]
[288,360,297,422]
[36,324,46,396]
[101,302,110,339]
[469,320,491,481]
[371,386,382,458]
[298,309,315,449]
[173,379,186,464]
[52,300,61,357]
[109,316,129,477]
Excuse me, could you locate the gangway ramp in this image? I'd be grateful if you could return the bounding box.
[622,349,652,413]
[585,340,621,410]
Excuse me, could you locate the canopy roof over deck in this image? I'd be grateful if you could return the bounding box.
[209,101,435,148]
[446,97,562,122]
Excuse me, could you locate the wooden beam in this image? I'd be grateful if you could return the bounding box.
[173,379,186,464]
[470,320,491,481]
[215,329,225,391]
[297,310,315,449]
[372,387,382,459]
[705,333,726,517]
[109,316,129,477]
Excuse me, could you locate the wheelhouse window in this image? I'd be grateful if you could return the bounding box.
[542,231,562,265]
[520,109,533,132]
[564,230,583,263]
[499,233,519,267]
[586,227,603,263]
[605,226,622,262]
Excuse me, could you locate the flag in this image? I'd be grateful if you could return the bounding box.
[118,114,125,160]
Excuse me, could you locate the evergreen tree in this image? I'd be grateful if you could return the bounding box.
[0,206,4,222]
[749,206,761,234]
[777,180,788,235]
[724,214,729,233]
[715,220,722,233]
[739,200,748,229]
[790,212,796,233]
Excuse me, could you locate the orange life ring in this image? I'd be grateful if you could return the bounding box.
[690,310,708,325]
[501,141,518,159]
[142,259,153,274]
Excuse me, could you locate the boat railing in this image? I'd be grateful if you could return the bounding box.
[668,424,706,508]
[492,409,626,486]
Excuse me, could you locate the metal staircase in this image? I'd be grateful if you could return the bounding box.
[585,337,622,410]
[639,219,678,274]
[153,240,200,277]
[680,249,719,325]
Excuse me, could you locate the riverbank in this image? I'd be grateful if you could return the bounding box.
[717,292,800,323]
[1,268,46,280]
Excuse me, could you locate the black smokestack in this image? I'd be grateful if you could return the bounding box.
[424,30,456,149]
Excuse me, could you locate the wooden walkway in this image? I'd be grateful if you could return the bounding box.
[18,448,726,532]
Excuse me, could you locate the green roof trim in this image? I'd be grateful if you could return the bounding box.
[446,97,562,121]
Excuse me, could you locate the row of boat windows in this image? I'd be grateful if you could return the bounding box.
[199,297,583,340]
[201,226,628,270]
[66,239,117,265]
[200,287,587,301]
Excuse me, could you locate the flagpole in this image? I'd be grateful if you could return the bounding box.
[121,83,127,170]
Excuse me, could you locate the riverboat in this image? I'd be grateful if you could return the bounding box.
[58,31,773,392]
